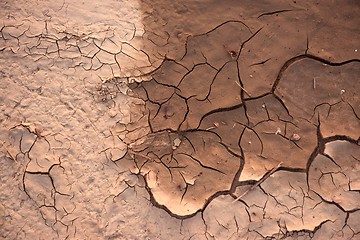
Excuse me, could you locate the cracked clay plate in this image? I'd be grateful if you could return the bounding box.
[1,0,359,239]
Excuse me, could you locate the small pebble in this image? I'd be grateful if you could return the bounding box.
[172,138,182,149]
[290,133,301,141]
[275,127,281,135]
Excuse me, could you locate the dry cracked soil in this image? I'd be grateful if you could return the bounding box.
[0,0,359,239]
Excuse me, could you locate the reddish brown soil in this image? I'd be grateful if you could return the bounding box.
[1,0,359,239]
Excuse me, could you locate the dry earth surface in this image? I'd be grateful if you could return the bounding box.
[0,0,359,239]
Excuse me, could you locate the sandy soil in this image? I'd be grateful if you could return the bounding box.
[0,0,359,239]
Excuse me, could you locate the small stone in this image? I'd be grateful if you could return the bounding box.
[173,138,181,148]
[275,127,281,135]
[229,51,237,58]
[290,133,301,141]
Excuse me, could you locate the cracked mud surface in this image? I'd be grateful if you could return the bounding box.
[0,1,359,239]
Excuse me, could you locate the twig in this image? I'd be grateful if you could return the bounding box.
[232,161,283,203]
[313,77,316,89]
[234,81,251,97]
[5,146,17,162]
[128,149,153,160]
